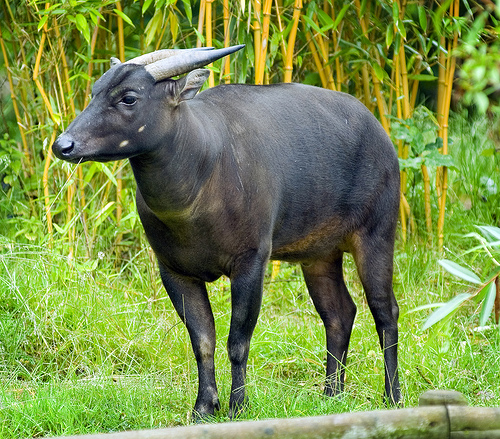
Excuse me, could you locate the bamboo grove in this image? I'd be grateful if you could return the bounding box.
[0,0,470,261]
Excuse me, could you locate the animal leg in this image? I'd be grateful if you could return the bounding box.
[351,235,401,405]
[301,256,357,397]
[227,251,268,418]
[158,262,220,418]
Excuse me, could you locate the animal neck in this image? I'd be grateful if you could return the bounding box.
[129,118,220,217]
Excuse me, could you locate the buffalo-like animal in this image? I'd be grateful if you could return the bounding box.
[52,45,401,418]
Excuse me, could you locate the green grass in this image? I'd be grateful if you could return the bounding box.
[1,112,500,437]
[2,235,500,438]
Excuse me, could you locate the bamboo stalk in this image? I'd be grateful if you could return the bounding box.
[421,164,432,242]
[252,0,262,84]
[392,49,407,240]
[306,31,329,89]
[330,3,344,88]
[437,0,459,252]
[223,0,231,83]
[206,0,214,87]
[283,0,302,83]
[42,131,57,249]
[256,0,272,85]
[84,15,101,107]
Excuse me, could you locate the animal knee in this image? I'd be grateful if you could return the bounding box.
[227,338,249,366]
[193,334,215,363]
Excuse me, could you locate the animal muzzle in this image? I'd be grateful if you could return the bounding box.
[52,134,80,163]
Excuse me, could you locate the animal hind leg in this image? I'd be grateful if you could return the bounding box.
[351,233,401,405]
[158,262,220,418]
[301,254,357,397]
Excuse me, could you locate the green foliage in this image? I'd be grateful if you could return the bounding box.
[421,226,500,332]
[458,8,500,115]
[390,108,458,172]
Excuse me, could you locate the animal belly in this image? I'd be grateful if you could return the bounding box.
[270,217,351,262]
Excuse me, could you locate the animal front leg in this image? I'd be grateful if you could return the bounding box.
[158,263,220,418]
[227,251,268,418]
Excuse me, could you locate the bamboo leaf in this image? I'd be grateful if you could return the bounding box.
[438,259,482,284]
[372,63,388,82]
[75,14,90,43]
[302,15,325,37]
[333,4,350,31]
[479,281,497,326]
[422,293,472,330]
[142,0,154,14]
[476,225,500,242]
[98,163,118,187]
[145,9,163,47]
[37,15,48,31]
[418,6,427,33]
[386,24,393,48]
[91,201,115,228]
[181,0,192,24]
[316,9,334,29]
[114,8,135,27]
[170,12,178,43]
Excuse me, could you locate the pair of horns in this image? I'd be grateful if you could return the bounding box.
[111,45,245,82]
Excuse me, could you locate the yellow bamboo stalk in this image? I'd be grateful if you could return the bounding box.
[33,5,61,246]
[84,16,101,108]
[330,3,344,88]
[33,35,58,124]
[274,0,287,62]
[115,1,125,62]
[314,25,336,90]
[306,31,328,88]
[436,0,459,251]
[197,0,206,48]
[54,21,75,117]
[256,0,272,85]
[42,131,57,249]
[283,0,302,83]
[421,164,432,242]
[205,0,214,87]
[393,49,407,241]
[252,0,262,84]
[223,0,231,83]
[437,39,458,250]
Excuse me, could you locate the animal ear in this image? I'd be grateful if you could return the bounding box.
[176,69,210,103]
[110,57,122,67]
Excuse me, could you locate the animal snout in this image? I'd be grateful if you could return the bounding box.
[52,134,75,159]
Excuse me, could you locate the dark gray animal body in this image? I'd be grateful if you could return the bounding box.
[52,46,401,418]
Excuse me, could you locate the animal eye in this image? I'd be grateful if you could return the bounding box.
[121,95,137,106]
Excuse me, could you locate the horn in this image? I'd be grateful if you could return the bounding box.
[124,47,214,67]
[144,44,245,82]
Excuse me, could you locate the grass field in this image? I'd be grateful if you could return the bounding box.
[1,112,500,437]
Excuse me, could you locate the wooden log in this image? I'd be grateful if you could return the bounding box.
[419,389,468,406]
[449,406,500,438]
[45,406,448,439]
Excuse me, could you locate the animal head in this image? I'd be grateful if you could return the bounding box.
[52,45,244,163]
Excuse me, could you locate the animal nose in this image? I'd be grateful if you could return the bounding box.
[52,135,75,158]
